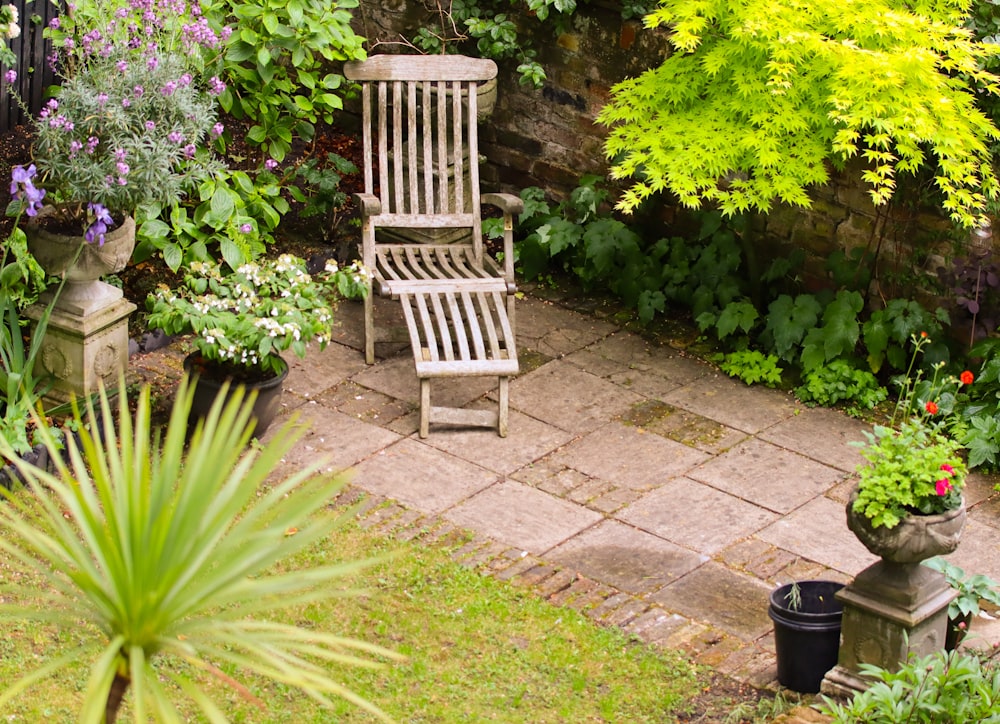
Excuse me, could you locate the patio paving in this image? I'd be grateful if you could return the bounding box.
[129,285,1000,696]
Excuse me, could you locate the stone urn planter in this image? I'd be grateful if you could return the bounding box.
[21,207,137,405]
[846,489,967,564]
[183,353,289,437]
[25,207,136,317]
[823,489,966,696]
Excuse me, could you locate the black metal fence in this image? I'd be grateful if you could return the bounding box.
[0,0,61,131]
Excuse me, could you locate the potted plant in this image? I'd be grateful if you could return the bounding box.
[2,0,224,283]
[847,333,973,563]
[922,557,1000,651]
[146,254,369,433]
[768,580,845,693]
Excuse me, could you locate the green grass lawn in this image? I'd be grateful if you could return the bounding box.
[0,496,708,722]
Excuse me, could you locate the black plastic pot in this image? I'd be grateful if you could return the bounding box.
[768,580,845,693]
[183,353,288,437]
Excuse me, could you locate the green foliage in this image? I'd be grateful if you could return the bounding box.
[205,0,365,163]
[795,359,887,412]
[1,217,45,309]
[863,299,951,374]
[0,379,400,722]
[407,0,585,88]
[0,295,53,455]
[599,0,1000,227]
[952,337,1000,468]
[717,350,783,388]
[136,168,282,272]
[800,290,864,371]
[922,557,1000,620]
[821,648,1000,723]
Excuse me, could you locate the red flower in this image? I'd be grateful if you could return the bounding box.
[925,401,939,414]
[935,478,953,496]
[920,331,929,338]
[961,370,974,385]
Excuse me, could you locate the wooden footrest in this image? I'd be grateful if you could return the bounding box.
[397,286,518,437]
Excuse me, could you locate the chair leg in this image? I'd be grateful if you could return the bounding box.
[419,378,430,438]
[364,292,375,365]
[498,376,509,437]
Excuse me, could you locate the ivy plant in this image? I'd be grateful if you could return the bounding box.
[599,0,1000,227]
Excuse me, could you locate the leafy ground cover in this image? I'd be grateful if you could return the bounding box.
[0,492,780,722]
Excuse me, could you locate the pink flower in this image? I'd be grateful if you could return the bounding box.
[940,463,954,476]
[935,479,953,496]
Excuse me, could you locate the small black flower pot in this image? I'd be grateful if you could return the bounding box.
[768,580,845,693]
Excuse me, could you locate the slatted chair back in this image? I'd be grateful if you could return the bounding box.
[344,54,496,258]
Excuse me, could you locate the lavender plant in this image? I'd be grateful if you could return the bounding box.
[2,0,227,239]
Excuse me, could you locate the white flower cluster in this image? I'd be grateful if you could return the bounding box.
[255,317,303,341]
[0,4,19,40]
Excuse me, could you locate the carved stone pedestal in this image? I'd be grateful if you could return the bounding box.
[823,560,954,696]
[822,493,964,698]
[25,290,136,407]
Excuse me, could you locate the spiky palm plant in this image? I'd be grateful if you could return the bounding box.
[0,377,400,722]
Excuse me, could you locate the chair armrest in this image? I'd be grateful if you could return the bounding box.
[354,192,382,217]
[482,192,524,216]
[481,192,522,288]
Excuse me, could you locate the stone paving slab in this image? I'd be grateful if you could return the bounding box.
[547,520,708,595]
[509,359,644,434]
[261,402,403,478]
[758,406,869,473]
[420,408,576,476]
[661,373,800,434]
[620,400,750,455]
[547,420,709,491]
[649,561,775,642]
[690,438,847,514]
[349,438,499,514]
[444,480,603,555]
[284,340,365,399]
[352,353,499,409]
[756,495,877,576]
[942,518,1000,584]
[617,478,779,555]
[515,296,618,358]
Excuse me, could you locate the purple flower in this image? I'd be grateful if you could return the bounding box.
[208,76,225,96]
[97,93,109,107]
[117,60,128,73]
[48,17,59,29]
[183,143,196,158]
[4,69,15,84]
[264,159,278,171]
[168,131,184,144]
[10,165,46,217]
[86,136,99,153]
[240,223,253,234]
[122,97,131,108]
[147,55,159,71]
[210,122,224,138]
[179,73,192,87]
[145,121,156,131]
[85,203,114,246]
[133,85,144,97]
[161,80,177,96]
[116,162,130,176]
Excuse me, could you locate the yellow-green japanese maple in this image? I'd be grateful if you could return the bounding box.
[599,0,1000,227]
